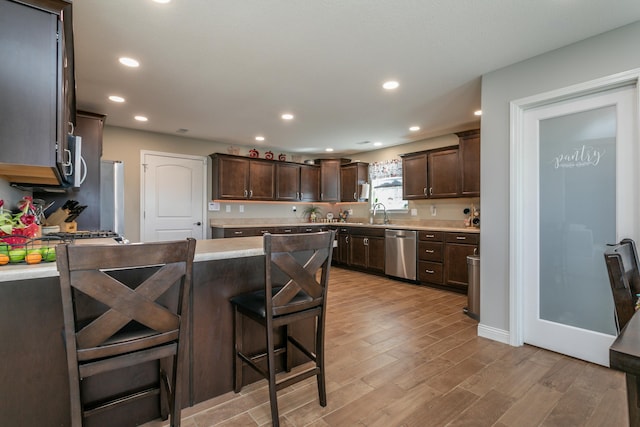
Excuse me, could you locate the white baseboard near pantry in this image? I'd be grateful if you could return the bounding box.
[478,323,510,345]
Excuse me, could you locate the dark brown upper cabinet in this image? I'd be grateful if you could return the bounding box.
[457,129,480,197]
[319,159,341,202]
[210,154,275,200]
[428,148,460,198]
[401,152,429,199]
[340,162,369,202]
[275,162,320,201]
[0,0,73,186]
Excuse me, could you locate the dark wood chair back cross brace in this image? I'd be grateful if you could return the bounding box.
[604,238,640,334]
[231,230,335,427]
[56,238,196,427]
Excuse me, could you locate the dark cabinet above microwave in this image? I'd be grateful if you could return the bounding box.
[0,0,75,188]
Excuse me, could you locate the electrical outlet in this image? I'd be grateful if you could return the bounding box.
[225,205,231,213]
[430,205,437,216]
[239,205,244,213]
[292,206,297,212]
[348,209,353,215]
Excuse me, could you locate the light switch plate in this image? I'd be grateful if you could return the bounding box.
[239,205,244,213]
[411,208,417,216]
[208,201,220,211]
[225,205,231,213]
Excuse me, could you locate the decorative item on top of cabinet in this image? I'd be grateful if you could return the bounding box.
[456,129,480,196]
[340,162,369,202]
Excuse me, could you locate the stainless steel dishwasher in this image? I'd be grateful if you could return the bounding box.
[385,229,417,280]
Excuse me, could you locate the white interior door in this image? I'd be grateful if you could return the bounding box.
[141,151,207,242]
[522,84,637,366]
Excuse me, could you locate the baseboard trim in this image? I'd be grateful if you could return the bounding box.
[478,323,511,345]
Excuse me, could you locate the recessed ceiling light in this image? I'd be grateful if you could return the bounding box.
[119,57,140,68]
[281,113,294,120]
[373,142,383,147]
[255,136,265,141]
[153,0,171,3]
[134,115,148,122]
[382,80,399,90]
[108,95,125,103]
[474,110,482,116]
[409,126,420,132]
[325,148,334,152]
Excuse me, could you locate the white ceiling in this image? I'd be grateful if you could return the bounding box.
[73,0,640,156]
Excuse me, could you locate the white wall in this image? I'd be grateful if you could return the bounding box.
[480,21,640,334]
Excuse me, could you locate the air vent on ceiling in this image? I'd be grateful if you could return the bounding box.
[176,128,189,134]
[356,140,371,145]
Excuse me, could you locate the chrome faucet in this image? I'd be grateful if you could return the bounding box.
[371,202,389,224]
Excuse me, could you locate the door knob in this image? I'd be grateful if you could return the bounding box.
[194,221,202,226]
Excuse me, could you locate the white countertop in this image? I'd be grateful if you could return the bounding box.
[0,237,265,283]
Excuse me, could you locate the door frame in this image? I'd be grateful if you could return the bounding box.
[140,150,208,242]
[509,68,640,347]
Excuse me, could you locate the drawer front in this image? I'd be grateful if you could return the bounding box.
[224,228,258,238]
[418,261,443,284]
[299,225,327,233]
[273,226,299,234]
[418,230,444,241]
[445,232,479,245]
[418,241,443,262]
[349,227,386,237]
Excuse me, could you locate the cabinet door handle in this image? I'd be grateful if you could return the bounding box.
[249,190,253,198]
[425,249,434,253]
[234,231,243,235]
[423,188,427,196]
[243,190,248,197]
[429,187,433,195]
[474,247,478,255]
[364,238,368,245]
[425,234,435,238]
[346,236,349,244]
[300,192,303,200]
[425,269,434,274]
[456,236,467,240]
[283,229,292,233]
[353,192,357,200]
[321,192,324,200]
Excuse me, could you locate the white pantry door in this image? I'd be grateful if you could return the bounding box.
[141,151,207,242]
[521,84,637,366]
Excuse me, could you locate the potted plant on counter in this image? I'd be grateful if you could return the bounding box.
[302,205,322,223]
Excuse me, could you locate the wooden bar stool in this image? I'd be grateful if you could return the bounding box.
[56,238,196,427]
[230,230,335,427]
[604,238,640,333]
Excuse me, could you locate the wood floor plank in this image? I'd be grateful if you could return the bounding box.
[141,266,628,427]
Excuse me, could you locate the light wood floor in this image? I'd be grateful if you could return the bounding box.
[145,267,628,427]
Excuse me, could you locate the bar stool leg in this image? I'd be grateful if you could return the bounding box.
[233,306,243,393]
[266,323,280,427]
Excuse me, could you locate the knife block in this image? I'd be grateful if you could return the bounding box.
[44,208,78,232]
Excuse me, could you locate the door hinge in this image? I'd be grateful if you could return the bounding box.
[142,163,148,172]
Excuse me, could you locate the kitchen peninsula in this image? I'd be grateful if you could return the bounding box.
[0,237,316,427]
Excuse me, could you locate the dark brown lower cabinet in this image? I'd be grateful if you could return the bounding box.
[348,228,385,274]
[444,232,479,292]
